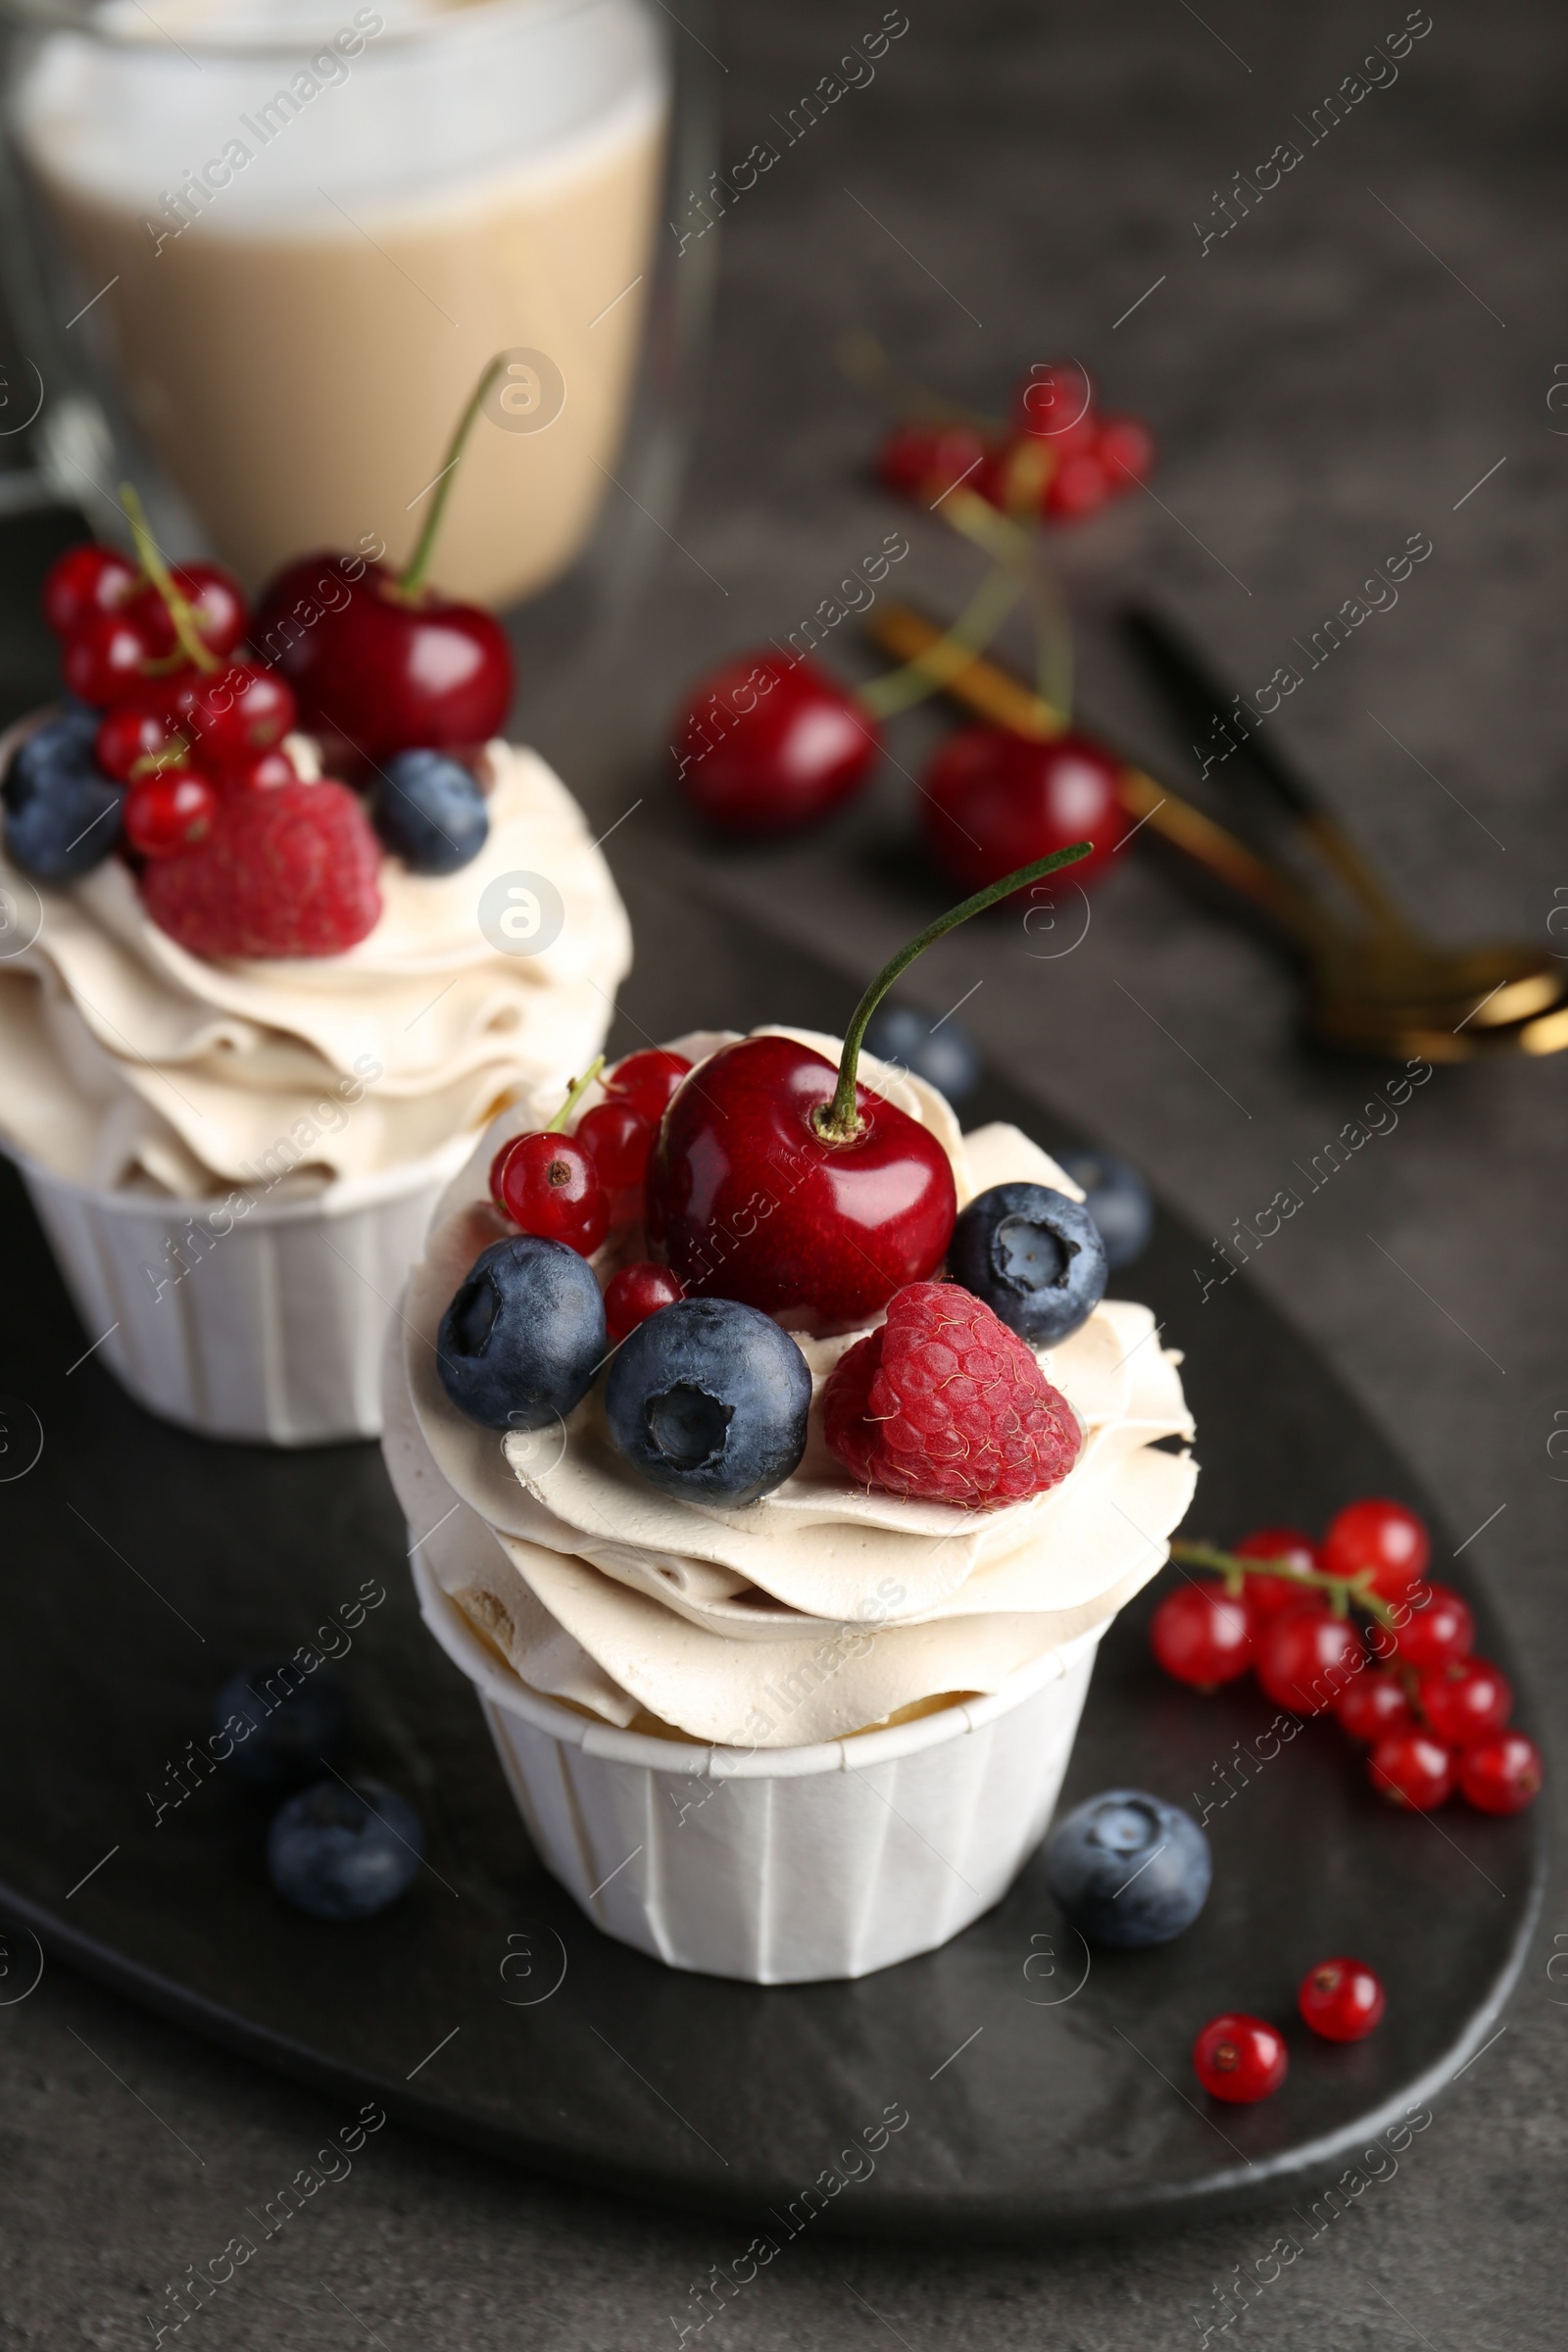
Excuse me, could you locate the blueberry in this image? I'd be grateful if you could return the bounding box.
[863,1004,981,1103]
[3,712,122,882]
[948,1181,1107,1344]
[1044,1788,1211,1949]
[605,1297,811,1504]
[1058,1150,1153,1270]
[213,1657,350,1788]
[369,749,489,875]
[267,1777,422,1921]
[437,1233,606,1431]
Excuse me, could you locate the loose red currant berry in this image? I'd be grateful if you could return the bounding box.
[1098,415,1156,489]
[605,1050,692,1123]
[1298,1957,1385,2042]
[172,662,296,762]
[1043,449,1113,520]
[1335,1671,1413,1744]
[1193,2014,1288,2103]
[876,417,990,496]
[603,1260,685,1344]
[42,543,137,639]
[1320,1498,1430,1598]
[1457,1730,1542,1814]
[210,749,298,793]
[1255,1606,1363,1715]
[497,1133,608,1256]
[62,611,159,707]
[124,561,247,660]
[1149,1580,1252,1690]
[1418,1657,1511,1748]
[489,1134,522,1210]
[1369,1729,1454,1810]
[122,768,218,858]
[1393,1581,1474,1671]
[95,686,186,782]
[575,1099,654,1196]
[1234,1525,1320,1621]
[1013,365,1099,454]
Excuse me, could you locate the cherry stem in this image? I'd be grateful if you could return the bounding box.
[118,482,219,674]
[398,354,506,600]
[1169,1540,1399,1635]
[545,1055,605,1135]
[813,843,1092,1143]
[857,556,1027,721]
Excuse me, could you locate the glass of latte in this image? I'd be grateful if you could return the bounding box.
[0,0,710,609]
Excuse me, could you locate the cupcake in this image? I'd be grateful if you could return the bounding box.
[0,514,629,1444]
[386,979,1197,1980]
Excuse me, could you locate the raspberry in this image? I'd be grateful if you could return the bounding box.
[140,778,382,958]
[822,1280,1081,1506]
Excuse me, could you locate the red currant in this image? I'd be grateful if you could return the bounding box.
[1335,1671,1413,1744]
[1457,1730,1542,1814]
[575,1099,654,1198]
[124,561,247,661]
[1043,449,1114,520]
[1255,1605,1363,1715]
[1013,365,1099,454]
[62,612,159,707]
[1369,1728,1454,1810]
[171,663,296,762]
[1193,2014,1288,2104]
[496,1133,608,1256]
[877,417,990,497]
[42,543,137,639]
[1393,1582,1474,1671]
[605,1050,692,1124]
[1298,1957,1385,2042]
[1320,1498,1429,1597]
[211,749,298,794]
[1234,1525,1320,1621]
[1097,415,1156,489]
[95,686,186,782]
[603,1260,685,1344]
[1149,1580,1252,1690]
[122,768,218,858]
[1418,1657,1510,1748]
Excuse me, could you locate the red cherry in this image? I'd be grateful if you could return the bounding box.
[1392,1582,1474,1671]
[497,1133,608,1256]
[1254,1605,1363,1715]
[921,727,1128,898]
[646,1033,956,1332]
[1043,450,1114,520]
[211,748,298,794]
[253,553,513,765]
[1418,1657,1511,1747]
[1193,2014,1287,2104]
[1369,1728,1454,1810]
[575,1099,653,1196]
[1320,1498,1429,1597]
[603,1260,685,1344]
[1013,365,1099,454]
[1234,1524,1320,1621]
[123,768,218,858]
[1098,415,1157,490]
[125,561,247,661]
[876,418,990,497]
[1149,1580,1252,1689]
[95,686,186,782]
[62,611,160,707]
[42,543,137,638]
[605,1050,693,1123]
[671,654,880,835]
[1335,1671,1413,1744]
[167,662,296,763]
[1457,1730,1543,1815]
[1298,1957,1385,2043]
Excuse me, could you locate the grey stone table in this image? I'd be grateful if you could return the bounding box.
[3,1,1567,2344]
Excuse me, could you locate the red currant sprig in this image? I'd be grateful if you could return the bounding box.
[488,1057,610,1258]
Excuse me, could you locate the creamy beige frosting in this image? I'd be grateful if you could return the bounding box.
[383,1028,1199,1746]
[0,729,631,1198]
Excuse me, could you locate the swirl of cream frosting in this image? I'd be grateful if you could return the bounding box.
[0,728,631,1197]
[383,1027,1199,1746]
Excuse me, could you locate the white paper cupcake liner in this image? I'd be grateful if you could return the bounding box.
[413,1547,1103,1983]
[17,1143,473,1446]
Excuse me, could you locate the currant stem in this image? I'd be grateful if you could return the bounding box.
[118,482,218,674]
[399,355,506,599]
[813,843,1092,1143]
[546,1055,606,1135]
[1169,1541,1398,1634]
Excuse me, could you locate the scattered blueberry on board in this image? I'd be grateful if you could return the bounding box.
[948,1181,1107,1344]
[862,1003,981,1104]
[2,709,123,882]
[438,1234,607,1431]
[267,1777,423,1920]
[605,1297,812,1504]
[368,748,489,875]
[214,1658,349,1787]
[1057,1149,1153,1270]
[1044,1788,1211,1948]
